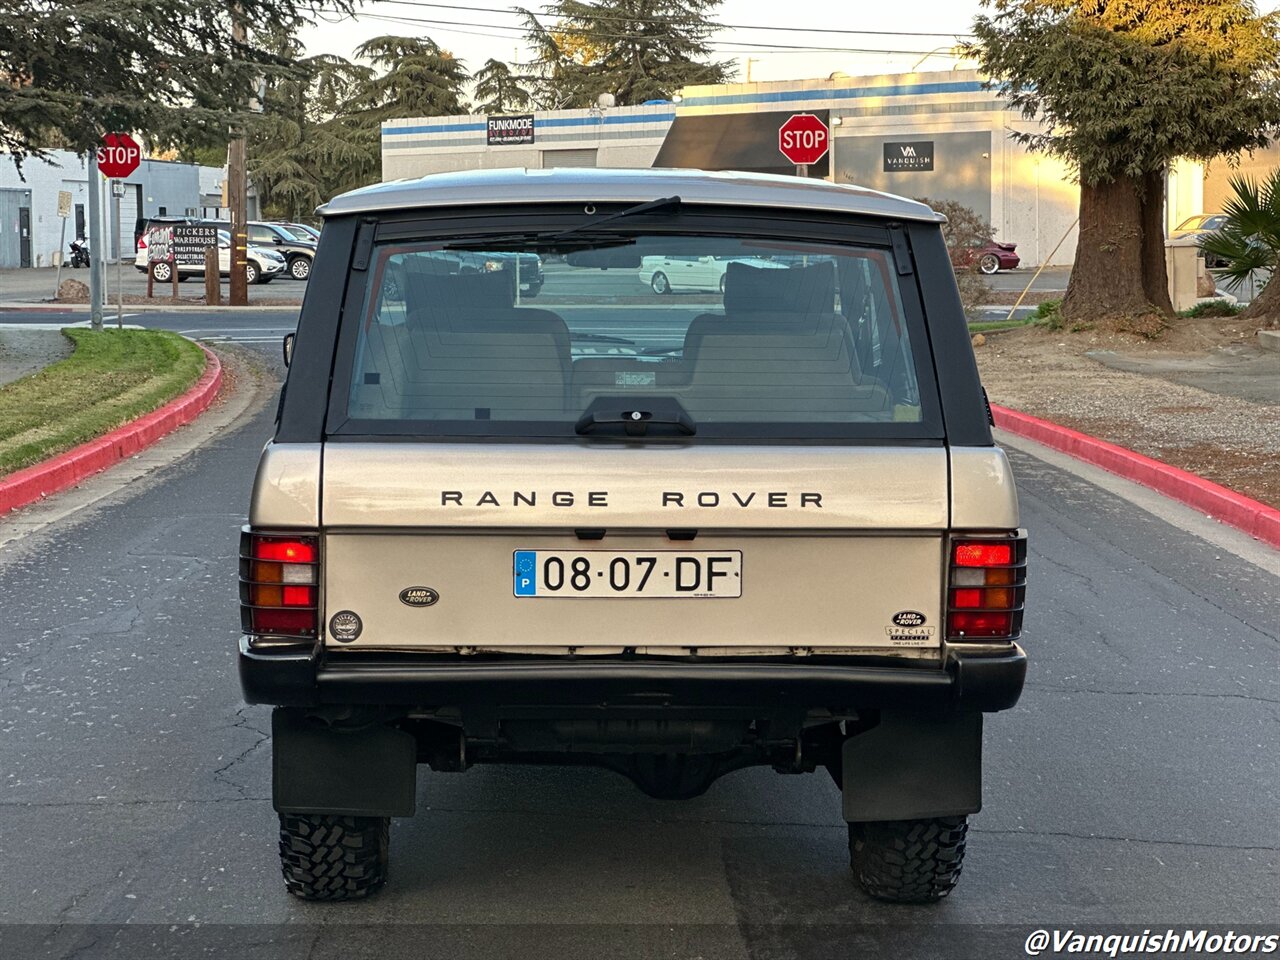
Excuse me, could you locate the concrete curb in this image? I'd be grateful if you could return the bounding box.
[991,403,1280,550]
[0,344,223,517]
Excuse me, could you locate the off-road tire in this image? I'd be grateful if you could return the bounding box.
[848,816,968,903]
[279,813,390,901]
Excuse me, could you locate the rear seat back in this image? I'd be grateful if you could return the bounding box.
[357,269,570,420]
[681,311,890,420]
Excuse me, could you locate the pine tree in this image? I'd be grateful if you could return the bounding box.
[0,0,345,165]
[351,36,471,124]
[520,0,733,108]
[474,59,534,114]
[970,1,1280,325]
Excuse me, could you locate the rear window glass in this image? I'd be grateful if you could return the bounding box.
[338,232,939,440]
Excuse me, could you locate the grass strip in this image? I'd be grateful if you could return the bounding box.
[0,329,206,478]
[969,318,1036,334]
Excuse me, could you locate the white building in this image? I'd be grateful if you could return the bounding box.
[381,69,1210,268]
[0,150,229,268]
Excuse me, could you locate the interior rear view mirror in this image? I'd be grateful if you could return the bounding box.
[566,247,642,269]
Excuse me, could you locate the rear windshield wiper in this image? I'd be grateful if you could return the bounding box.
[575,396,696,437]
[549,195,681,242]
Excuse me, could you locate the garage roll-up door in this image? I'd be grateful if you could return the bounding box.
[541,148,598,168]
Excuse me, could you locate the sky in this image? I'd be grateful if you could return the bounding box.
[297,0,986,85]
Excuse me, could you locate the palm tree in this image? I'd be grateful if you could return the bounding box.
[1199,171,1280,324]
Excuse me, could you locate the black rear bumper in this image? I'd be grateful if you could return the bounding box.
[240,640,1026,714]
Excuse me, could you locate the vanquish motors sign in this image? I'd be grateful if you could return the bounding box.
[778,114,830,167]
[97,133,141,179]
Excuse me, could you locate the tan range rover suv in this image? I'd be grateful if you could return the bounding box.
[239,168,1028,903]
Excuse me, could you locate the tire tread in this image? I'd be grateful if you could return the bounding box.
[278,813,389,901]
[848,816,968,903]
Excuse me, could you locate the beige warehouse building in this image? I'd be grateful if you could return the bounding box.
[382,69,1210,268]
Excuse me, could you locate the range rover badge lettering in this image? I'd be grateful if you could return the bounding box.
[400,587,440,607]
[329,611,363,642]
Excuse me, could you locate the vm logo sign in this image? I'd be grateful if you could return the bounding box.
[883,140,934,172]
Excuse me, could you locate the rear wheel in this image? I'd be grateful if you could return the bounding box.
[279,813,389,901]
[978,253,1000,275]
[651,271,670,295]
[150,261,173,283]
[719,274,727,294]
[848,816,968,903]
[289,256,311,280]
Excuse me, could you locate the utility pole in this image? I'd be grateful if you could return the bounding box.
[228,4,249,306]
[87,150,104,331]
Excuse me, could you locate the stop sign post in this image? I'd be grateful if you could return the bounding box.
[778,114,830,177]
[96,133,140,330]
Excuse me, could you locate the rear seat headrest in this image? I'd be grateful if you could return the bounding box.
[724,260,835,314]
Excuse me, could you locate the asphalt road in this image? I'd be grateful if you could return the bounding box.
[0,342,1276,958]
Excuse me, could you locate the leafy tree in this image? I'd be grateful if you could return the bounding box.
[1199,171,1280,325]
[520,0,733,108]
[474,59,533,114]
[0,0,347,166]
[970,1,1280,326]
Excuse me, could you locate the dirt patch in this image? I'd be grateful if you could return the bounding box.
[976,318,1280,508]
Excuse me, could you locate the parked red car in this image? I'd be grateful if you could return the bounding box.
[954,241,1020,275]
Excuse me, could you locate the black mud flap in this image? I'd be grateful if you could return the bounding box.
[841,712,982,822]
[272,708,417,817]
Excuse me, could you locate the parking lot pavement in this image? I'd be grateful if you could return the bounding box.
[0,266,305,307]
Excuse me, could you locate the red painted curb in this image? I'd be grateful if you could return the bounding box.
[991,403,1280,549]
[0,343,223,517]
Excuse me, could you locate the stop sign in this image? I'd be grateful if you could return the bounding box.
[778,114,830,166]
[97,132,141,179]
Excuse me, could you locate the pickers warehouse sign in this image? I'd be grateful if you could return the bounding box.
[883,141,934,172]
[488,114,535,146]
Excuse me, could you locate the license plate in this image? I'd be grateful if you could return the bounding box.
[513,550,742,598]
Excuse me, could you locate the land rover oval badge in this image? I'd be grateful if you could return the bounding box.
[892,611,926,627]
[400,586,439,607]
[329,610,363,642]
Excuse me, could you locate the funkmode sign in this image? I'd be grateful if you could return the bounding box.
[883,141,935,172]
[487,114,535,146]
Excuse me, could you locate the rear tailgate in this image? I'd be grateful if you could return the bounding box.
[321,444,947,655]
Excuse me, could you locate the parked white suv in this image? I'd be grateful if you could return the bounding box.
[134,229,286,284]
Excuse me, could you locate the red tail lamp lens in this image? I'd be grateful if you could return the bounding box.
[948,611,1013,637]
[253,609,317,634]
[244,533,319,638]
[255,539,318,563]
[954,542,1013,567]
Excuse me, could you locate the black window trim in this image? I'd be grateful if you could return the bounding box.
[320,205,945,443]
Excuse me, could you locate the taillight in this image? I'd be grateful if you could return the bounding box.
[240,529,319,639]
[947,534,1026,641]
